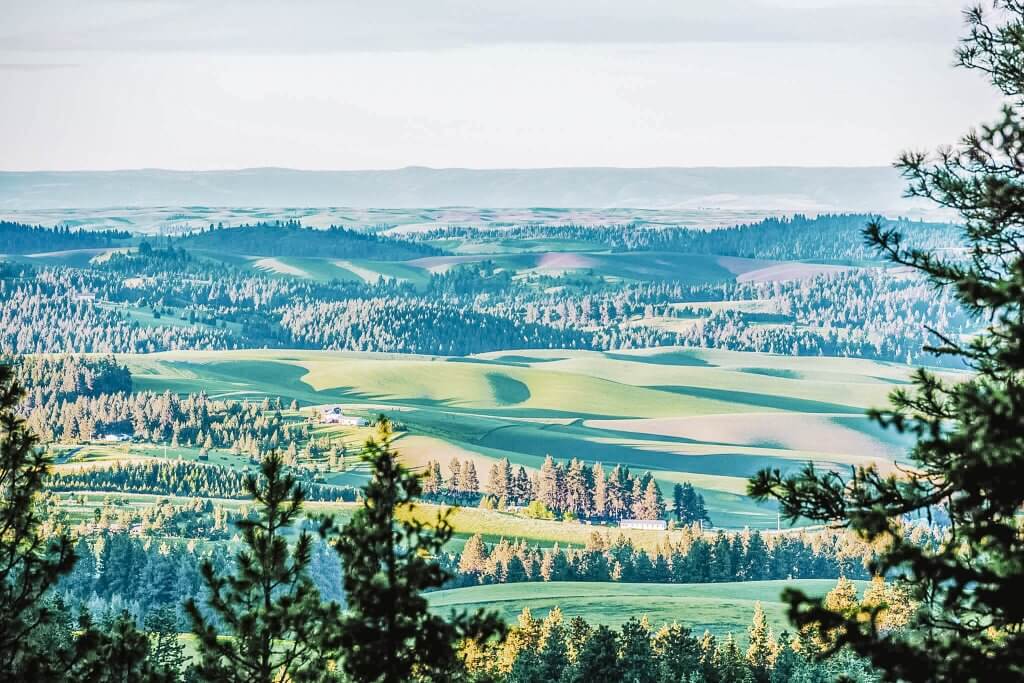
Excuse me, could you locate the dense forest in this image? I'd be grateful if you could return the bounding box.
[46,459,358,501]
[0,220,132,253]
[0,215,972,364]
[408,214,961,261]
[171,220,442,259]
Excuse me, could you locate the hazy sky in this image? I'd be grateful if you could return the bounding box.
[0,0,1005,170]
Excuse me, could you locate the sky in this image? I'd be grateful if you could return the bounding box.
[0,0,1006,171]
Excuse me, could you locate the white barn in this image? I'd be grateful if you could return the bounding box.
[619,519,668,531]
[319,405,367,426]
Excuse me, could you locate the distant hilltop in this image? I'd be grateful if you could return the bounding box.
[0,166,930,213]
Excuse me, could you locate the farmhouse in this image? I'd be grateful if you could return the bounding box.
[619,518,668,531]
[319,405,367,426]
[101,432,133,442]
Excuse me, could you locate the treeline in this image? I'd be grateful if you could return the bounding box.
[0,220,131,253]
[445,527,880,587]
[465,579,903,682]
[11,354,132,403]
[458,455,708,524]
[409,213,960,261]
[46,460,358,502]
[21,389,309,453]
[72,496,245,541]
[1,217,971,364]
[171,220,442,260]
[278,298,591,355]
[500,267,973,365]
[53,532,344,631]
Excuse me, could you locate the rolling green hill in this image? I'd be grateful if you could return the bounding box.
[114,346,921,528]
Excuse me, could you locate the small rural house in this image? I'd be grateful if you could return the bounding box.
[619,518,668,531]
[319,405,368,426]
[101,432,133,442]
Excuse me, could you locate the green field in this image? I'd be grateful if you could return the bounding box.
[427,579,860,634]
[104,346,926,528]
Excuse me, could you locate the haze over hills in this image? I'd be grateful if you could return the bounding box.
[0,166,928,214]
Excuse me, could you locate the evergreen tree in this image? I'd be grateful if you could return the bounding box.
[746,602,778,683]
[618,617,658,683]
[187,452,337,683]
[325,419,504,682]
[652,622,701,682]
[448,459,462,493]
[460,460,479,494]
[0,363,77,676]
[748,4,1024,680]
[145,605,188,682]
[570,624,622,682]
[537,609,569,681]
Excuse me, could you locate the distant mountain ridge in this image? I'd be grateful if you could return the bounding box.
[0,166,925,212]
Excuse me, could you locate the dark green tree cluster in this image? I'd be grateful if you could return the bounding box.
[10,353,132,403]
[409,214,959,261]
[173,221,442,260]
[0,360,175,681]
[446,526,878,586]
[0,220,131,253]
[47,459,358,502]
[482,456,676,523]
[465,584,889,683]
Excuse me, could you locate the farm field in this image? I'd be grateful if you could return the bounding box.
[109,346,923,529]
[427,579,863,634]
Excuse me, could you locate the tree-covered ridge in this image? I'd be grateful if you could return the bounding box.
[408,213,961,261]
[171,220,443,259]
[277,298,591,355]
[2,241,975,364]
[0,220,132,254]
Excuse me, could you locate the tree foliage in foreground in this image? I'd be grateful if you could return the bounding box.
[749,3,1024,680]
[322,419,505,683]
[0,361,165,681]
[187,452,339,683]
[0,361,77,676]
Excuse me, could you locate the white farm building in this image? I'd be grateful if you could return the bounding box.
[619,519,668,531]
[319,405,367,426]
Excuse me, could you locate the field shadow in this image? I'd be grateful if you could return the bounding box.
[606,350,714,367]
[652,385,863,414]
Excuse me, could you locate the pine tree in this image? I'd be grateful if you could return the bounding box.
[652,622,701,681]
[145,605,188,681]
[570,624,623,681]
[618,616,658,683]
[448,459,462,493]
[746,602,778,683]
[325,419,505,682]
[748,4,1024,680]
[537,608,569,681]
[187,452,337,683]
[459,533,489,577]
[0,363,79,677]
[460,460,479,494]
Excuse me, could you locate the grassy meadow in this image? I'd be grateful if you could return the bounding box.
[427,579,862,634]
